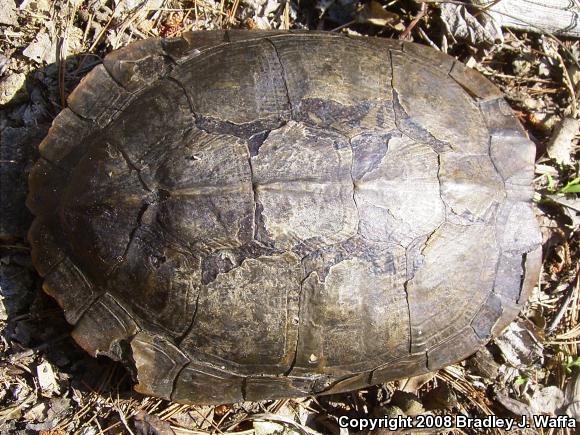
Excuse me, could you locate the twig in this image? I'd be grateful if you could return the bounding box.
[399,3,428,40]
[116,405,136,435]
[547,271,579,334]
[550,39,579,117]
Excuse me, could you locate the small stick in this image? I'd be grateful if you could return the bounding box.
[399,3,428,40]
[547,271,579,334]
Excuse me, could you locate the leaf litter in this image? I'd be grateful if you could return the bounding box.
[0,1,578,434]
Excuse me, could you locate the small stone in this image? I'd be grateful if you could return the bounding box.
[466,348,500,379]
[22,25,84,64]
[114,0,163,14]
[512,57,533,76]
[538,61,551,78]
[253,420,294,435]
[422,383,458,410]
[0,73,26,105]
[0,0,17,26]
[26,397,72,432]
[36,360,60,397]
[0,54,9,77]
[529,385,565,415]
[133,410,176,435]
[23,402,47,422]
[390,390,425,417]
[19,0,51,14]
[523,97,540,110]
[567,63,580,87]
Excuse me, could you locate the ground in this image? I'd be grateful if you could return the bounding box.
[0,1,578,434]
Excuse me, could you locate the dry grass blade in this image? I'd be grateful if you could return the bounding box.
[438,367,495,416]
[251,412,321,434]
[547,270,579,334]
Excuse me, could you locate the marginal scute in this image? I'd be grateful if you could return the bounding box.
[493,251,525,303]
[180,252,301,375]
[245,376,312,401]
[490,135,536,188]
[67,64,132,126]
[355,35,403,51]
[252,121,358,249]
[165,31,227,60]
[471,292,503,340]
[321,372,371,395]
[103,38,171,91]
[38,108,92,166]
[172,363,243,404]
[427,326,483,370]
[479,98,528,137]
[131,332,189,400]
[371,353,429,385]
[228,29,288,41]
[72,293,139,359]
[402,42,454,73]
[449,62,504,101]
[496,201,542,254]
[43,255,99,324]
[520,245,542,304]
[492,300,521,337]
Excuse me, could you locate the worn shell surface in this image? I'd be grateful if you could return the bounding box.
[27,30,542,404]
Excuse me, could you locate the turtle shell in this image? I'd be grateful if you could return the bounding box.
[27,30,541,404]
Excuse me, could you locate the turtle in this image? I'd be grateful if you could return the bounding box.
[27,30,542,404]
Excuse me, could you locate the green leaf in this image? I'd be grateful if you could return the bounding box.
[514,376,528,387]
[564,356,580,374]
[559,177,580,194]
[547,173,556,191]
[561,184,580,193]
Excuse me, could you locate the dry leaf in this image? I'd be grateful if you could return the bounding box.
[547,117,578,166]
[133,410,176,435]
[36,361,59,397]
[356,0,399,27]
[529,385,566,415]
[494,320,544,369]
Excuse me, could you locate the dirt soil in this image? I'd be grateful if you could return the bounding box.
[0,1,578,434]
